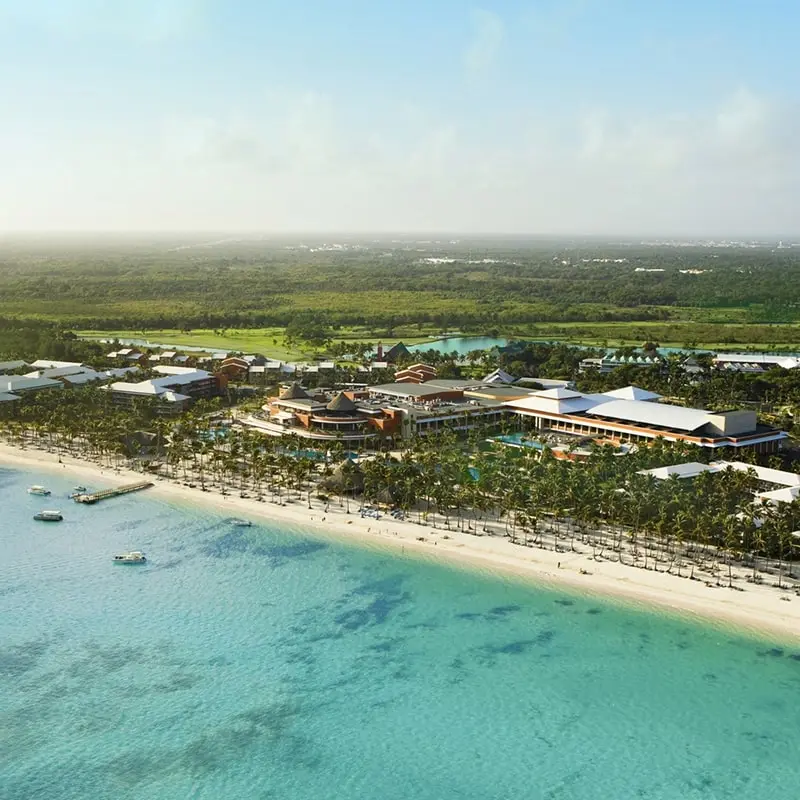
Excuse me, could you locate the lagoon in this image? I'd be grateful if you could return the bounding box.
[3,464,800,799]
[408,336,508,355]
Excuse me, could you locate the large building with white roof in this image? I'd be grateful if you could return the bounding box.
[714,353,800,372]
[504,386,786,454]
[108,368,222,413]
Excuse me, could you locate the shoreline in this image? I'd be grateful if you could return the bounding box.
[4,442,800,644]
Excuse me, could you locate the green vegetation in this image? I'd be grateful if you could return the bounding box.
[2,236,800,354]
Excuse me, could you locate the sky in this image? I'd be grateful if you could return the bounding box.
[0,0,798,236]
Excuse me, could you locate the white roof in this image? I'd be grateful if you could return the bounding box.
[536,387,584,400]
[161,351,177,358]
[153,365,200,376]
[586,400,711,432]
[638,462,714,480]
[714,352,790,364]
[29,359,82,369]
[506,388,615,416]
[60,371,106,385]
[604,386,662,402]
[0,376,63,393]
[483,368,516,384]
[318,361,335,369]
[25,365,91,379]
[711,461,800,487]
[104,367,140,378]
[757,486,800,504]
[151,371,210,387]
[110,381,162,395]
[160,391,191,403]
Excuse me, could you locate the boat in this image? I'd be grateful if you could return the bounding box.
[73,485,87,493]
[113,551,147,564]
[28,485,51,496]
[230,518,252,527]
[33,510,63,522]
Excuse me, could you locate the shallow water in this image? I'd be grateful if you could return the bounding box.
[408,336,508,355]
[3,465,800,799]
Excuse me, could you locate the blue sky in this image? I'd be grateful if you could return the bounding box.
[0,1,798,234]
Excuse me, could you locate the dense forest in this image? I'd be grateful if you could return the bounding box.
[1,236,799,332]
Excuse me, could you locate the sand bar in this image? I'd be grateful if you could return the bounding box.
[3,442,799,644]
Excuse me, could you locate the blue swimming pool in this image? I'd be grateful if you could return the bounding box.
[492,433,545,449]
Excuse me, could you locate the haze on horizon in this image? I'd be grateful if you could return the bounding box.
[1,1,798,237]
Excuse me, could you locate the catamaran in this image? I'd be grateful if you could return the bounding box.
[113,551,147,564]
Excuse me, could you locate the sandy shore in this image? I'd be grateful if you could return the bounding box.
[4,442,800,643]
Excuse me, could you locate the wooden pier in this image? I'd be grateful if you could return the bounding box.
[73,481,154,505]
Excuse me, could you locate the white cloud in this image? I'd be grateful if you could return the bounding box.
[0,0,207,42]
[2,86,799,235]
[463,9,504,76]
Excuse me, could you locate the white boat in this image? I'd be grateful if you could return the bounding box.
[34,510,63,522]
[230,518,252,527]
[28,485,51,496]
[73,485,87,493]
[113,551,147,564]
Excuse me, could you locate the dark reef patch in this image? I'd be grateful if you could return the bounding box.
[0,638,49,677]
[487,605,522,618]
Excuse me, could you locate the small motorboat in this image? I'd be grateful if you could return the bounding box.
[230,518,252,527]
[28,485,51,496]
[113,551,147,564]
[34,510,63,522]
[73,485,87,493]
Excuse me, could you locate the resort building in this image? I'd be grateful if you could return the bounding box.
[0,375,64,396]
[579,354,663,374]
[504,386,786,454]
[639,460,800,504]
[240,378,522,443]
[483,368,516,385]
[394,363,438,384]
[108,368,224,413]
[0,360,29,374]
[713,353,800,372]
[375,342,411,363]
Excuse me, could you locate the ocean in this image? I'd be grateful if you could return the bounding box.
[2,465,800,799]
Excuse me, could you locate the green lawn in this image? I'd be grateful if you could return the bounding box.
[78,318,800,359]
[77,326,444,360]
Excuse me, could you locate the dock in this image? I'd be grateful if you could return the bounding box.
[73,481,154,505]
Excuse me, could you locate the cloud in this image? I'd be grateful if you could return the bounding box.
[463,9,504,76]
[3,86,800,235]
[0,0,208,42]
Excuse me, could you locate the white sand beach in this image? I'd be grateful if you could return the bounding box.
[4,442,800,643]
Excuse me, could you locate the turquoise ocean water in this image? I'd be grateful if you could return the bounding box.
[3,465,800,799]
